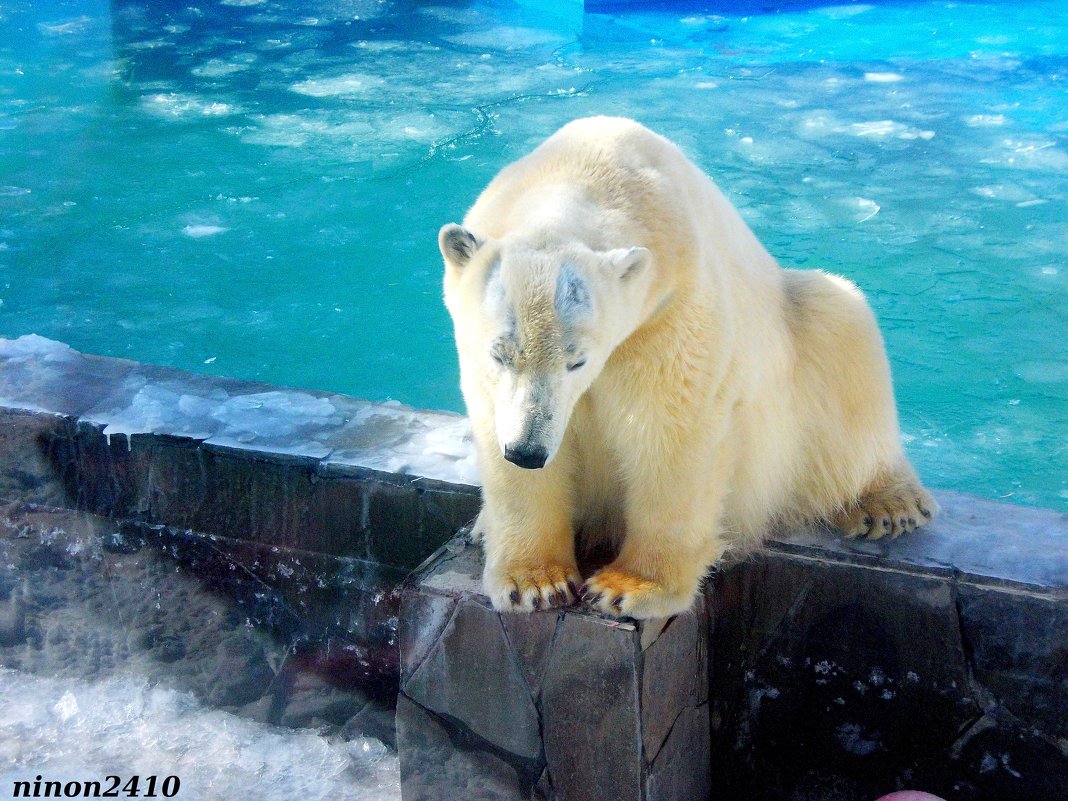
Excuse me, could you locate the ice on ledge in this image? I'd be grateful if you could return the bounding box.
[0,334,78,363]
[336,406,481,486]
[0,335,479,486]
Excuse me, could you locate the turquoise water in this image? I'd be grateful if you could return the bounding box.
[0,0,1065,510]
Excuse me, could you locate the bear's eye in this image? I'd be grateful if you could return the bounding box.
[490,347,513,368]
[567,358,587,372]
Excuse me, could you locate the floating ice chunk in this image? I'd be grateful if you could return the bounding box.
[37,17,92,36]
[864,72,903,83]
[290,73,386,98]
[351,40,438,54]
[966,114,1007,127]
[815,4,874,18]
[799,112,934,141]
[442,26,569,51]
[990,137,1068,171]
[221,0,266,5]
[142,93,239,118]
[849,120,934,140]
[183,224,229,238]
[970,184,1034,202]
[0,185,30,196]
[192,58,255,78]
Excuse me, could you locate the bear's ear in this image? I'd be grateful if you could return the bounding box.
[603,247,651,281]
[439,224,482,268]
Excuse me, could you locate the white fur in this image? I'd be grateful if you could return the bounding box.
[440,117,937,619]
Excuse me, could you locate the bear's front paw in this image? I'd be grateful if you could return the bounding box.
[581,567,696,620]
[484,562,582,613]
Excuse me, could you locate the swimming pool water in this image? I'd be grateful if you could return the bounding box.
[0,0,1065,510]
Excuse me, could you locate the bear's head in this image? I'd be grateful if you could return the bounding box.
[439,223,653,469]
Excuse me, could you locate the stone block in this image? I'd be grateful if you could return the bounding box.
[709,551,984,801]
[396,693,541,801]
[641,608,699,762]
[399,590,457,684]
[299,474,369,558]
[645,701,710,801]
[541,612,643,801]
[499,609,559,701]
[145,438,208,528]
[957,583,1068,738]
[404,600,541,761]
[364,476,427,569]
[197,445,314,547]
[0,409,73,507]
[397,538,710,801]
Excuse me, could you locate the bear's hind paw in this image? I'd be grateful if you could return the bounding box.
[833,485,939,540]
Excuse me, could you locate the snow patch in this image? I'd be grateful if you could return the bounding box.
[0,670,399,801]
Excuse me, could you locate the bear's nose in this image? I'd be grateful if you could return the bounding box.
[503,443,548,470]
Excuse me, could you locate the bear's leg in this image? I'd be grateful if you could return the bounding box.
[832,462,940,539]
[582,449,729,619]
[479,464,583,613]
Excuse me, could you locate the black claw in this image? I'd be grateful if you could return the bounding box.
[919,507,931,518]
[509,590,520,605]
[863,515,873,527]
[532,596,543,610]
[547,592,558,606]
[898,517,907,528]
[881,517,891,529]
[568,580,580,598]
[611,596,623,611]
[908,517,917,527]
[589,592,603,606]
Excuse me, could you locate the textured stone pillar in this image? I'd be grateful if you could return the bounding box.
[396,537,710,801]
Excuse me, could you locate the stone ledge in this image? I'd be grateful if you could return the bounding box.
[3,335,1065,589]
[0,335,480,571]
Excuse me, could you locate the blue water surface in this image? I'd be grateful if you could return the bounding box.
[0,0,1065,509]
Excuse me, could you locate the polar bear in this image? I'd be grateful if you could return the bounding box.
[439,116,937,619]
